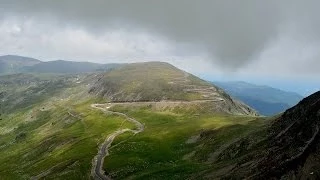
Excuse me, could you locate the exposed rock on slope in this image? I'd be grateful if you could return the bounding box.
[211,91,320,179]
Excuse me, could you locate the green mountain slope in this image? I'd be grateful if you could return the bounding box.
[0,62,261,179]
[90,62,257,115]
[213,81,303,116]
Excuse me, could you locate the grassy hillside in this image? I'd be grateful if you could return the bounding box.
[0,73,137,179]
[102,104,264,179]
[213,81,303,115]
[90,62,257,115]
[0,62,262,179]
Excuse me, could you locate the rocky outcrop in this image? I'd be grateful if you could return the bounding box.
[214,91,320,179]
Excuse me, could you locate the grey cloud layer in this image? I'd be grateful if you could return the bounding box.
[1,0,320,70]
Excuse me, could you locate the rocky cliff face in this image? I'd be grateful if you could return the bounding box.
[212,91,320,179]
[260,91,320,179]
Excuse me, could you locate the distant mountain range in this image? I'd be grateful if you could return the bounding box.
[213,81,304,116]
[0,55,121,74]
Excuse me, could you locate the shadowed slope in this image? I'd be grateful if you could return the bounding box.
[206,91,320,179]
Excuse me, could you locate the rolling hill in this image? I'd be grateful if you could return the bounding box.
[89,62,257,115]
[213,81,304,116]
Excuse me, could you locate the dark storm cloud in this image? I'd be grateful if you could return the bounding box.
[0,0,320,69]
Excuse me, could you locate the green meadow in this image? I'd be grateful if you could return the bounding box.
[104,105,264,179]
[0,96,264,179]
[0,99,137,179]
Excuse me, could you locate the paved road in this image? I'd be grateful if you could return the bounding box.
[90,104,144,180]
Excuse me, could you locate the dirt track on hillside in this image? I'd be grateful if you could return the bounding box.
[90,103,144,180]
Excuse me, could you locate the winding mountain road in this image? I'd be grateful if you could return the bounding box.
[90,91,250,180]
[90,104,144,180]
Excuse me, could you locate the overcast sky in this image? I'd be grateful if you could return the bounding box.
[0,0,319,95]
